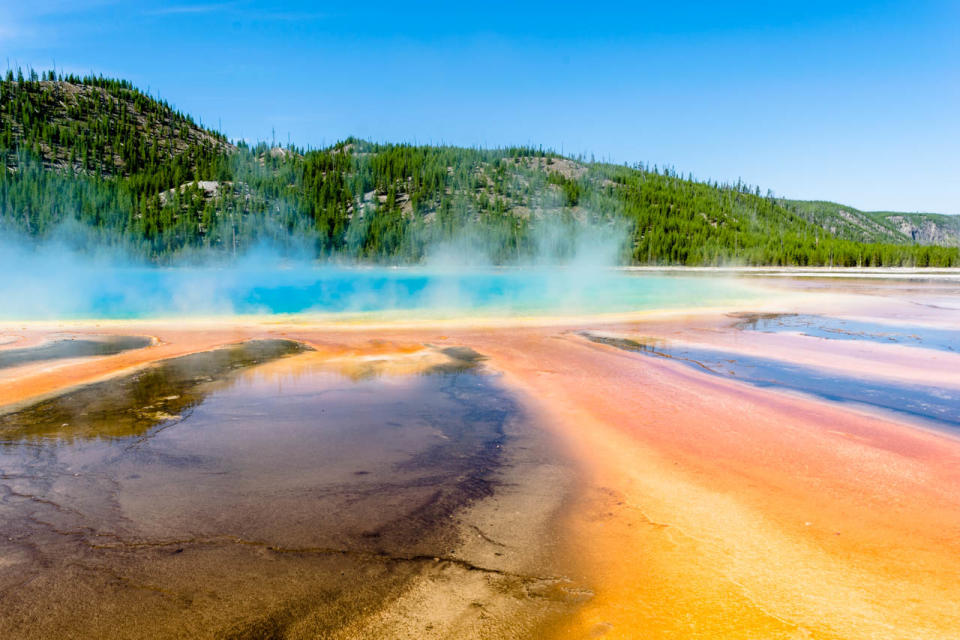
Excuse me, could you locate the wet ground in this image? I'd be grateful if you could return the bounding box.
[582,332,960,430]
[0,335,153,370]
[0,340,574,639]
[0,339,308,438]
[731,313,960,352]
[3,273,960,639]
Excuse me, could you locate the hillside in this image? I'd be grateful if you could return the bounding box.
[1,70,231,179]
[871,211,960,246]
[0,70,957,267]
[785,200,960,247]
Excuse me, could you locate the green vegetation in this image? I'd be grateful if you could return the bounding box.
[2,70,957,266]
[785,200,960,247]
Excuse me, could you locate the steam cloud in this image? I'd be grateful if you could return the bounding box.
[0,214,744,320]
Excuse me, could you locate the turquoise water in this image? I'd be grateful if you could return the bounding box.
[1,266,755,319]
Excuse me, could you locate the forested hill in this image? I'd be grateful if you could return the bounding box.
[786,200,960,247]
[1,70,957,266]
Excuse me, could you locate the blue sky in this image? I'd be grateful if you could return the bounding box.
[2,1,958,213]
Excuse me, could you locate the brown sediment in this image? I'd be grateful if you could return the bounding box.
[0,334,580,639]
[0,339,308,441]
[0,325,255,409]
[2,283,960,638]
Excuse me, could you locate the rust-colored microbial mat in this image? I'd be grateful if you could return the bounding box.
[1,276,960,639]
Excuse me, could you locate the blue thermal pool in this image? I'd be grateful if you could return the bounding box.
[0,267,756,320]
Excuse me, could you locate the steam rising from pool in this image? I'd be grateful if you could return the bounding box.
[0,265,754,320]
[0,223,754,320]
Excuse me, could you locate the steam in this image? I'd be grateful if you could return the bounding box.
[0,214,748,320]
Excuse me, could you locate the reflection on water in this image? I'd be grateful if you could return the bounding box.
[0,342,544,639]
[0,335,154,370]
[583,332,960,430]
[0,339,309,442]
[732,313,959,352]
[316,344,488,381]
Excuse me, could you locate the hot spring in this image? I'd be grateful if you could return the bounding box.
[1,266,758,320]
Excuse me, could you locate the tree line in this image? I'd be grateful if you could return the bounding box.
[1,70,956,266]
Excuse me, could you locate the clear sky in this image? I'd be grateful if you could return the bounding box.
[2,1,958,213]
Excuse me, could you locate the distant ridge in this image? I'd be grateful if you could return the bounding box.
[0,69,956,266]
[786,200,960,247]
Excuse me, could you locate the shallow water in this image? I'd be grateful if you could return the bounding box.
[583,333,960,430]
[0,335,153,370]
[0,339,309,440]
[0,341,547,638]
[0,267,755,319]
[733,313,960,352]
